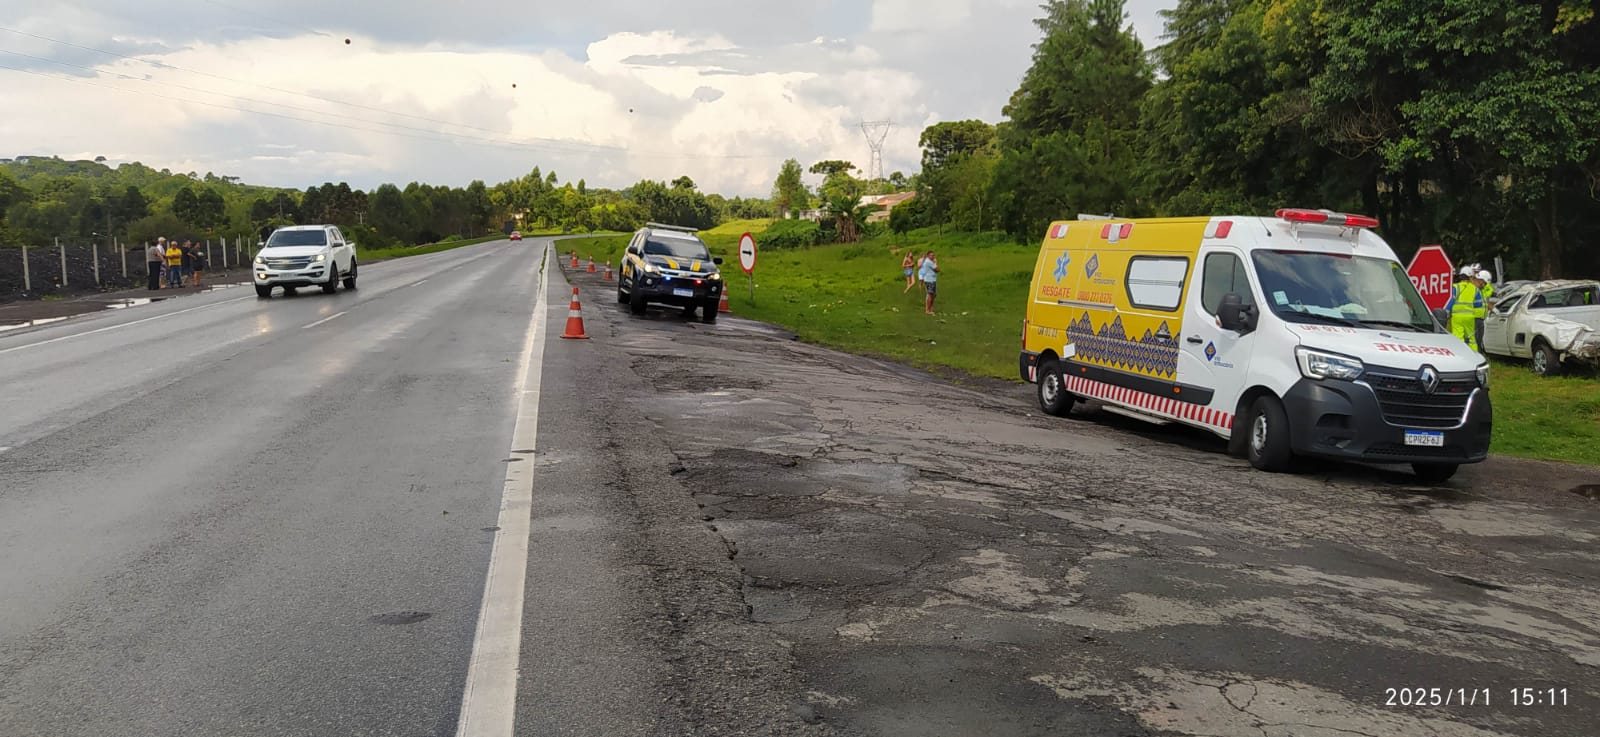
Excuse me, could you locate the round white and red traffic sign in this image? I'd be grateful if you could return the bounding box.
[1406,244,1454,311]
[738,233,757,275]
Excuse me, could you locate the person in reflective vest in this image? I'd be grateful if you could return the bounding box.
[1474,269,1494,351]
[1444,277,1484,351]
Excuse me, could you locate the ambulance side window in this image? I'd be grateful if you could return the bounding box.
[1201,253,1254,315]
[1125,257,1189,312]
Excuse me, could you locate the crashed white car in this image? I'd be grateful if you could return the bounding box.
[1481,280,1600,376]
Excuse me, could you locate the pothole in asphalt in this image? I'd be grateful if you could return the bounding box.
[1571,484,1599,500]
[482,526,501,532]
[369,611,432,625]
[1442,573,1509,591]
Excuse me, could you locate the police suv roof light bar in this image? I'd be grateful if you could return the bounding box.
[645,222,700,233]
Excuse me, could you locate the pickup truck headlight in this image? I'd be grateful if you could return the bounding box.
[1476,362,1489,388]
[313,253,326,263]
[254,255,265,265]
[1296,347,1364,381]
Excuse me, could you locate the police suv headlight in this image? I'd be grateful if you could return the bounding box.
[1296,347,1364,381]
[1476,362,1489,388]
[708,272,721,281]
[640,261,657,274]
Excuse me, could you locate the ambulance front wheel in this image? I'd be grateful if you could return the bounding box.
[1411,463,1459,484]
[1245,395,1293,472]
[1036,360,1075,417]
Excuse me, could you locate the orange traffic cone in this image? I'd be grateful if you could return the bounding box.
[603,261,613,281]
[718,287,732,313]
[570,252,579,268]
[560,287,589,340]
[587,257,596,274]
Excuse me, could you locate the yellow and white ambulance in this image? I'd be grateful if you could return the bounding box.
[1019,209,1492,482]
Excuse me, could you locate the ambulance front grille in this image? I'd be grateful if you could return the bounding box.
[1364,371,1475,429]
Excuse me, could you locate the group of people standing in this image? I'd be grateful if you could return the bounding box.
[144,237,208,290]
[1444,265,1495,352]
[901,250,941,315]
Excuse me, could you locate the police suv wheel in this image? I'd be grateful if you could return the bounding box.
[617,286,628,304]
[1246,395,1293,473]
[1036,360,1073,417]
[629,287,647,315]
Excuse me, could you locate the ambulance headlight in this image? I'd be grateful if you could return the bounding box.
[1295,347,1364,381]
[1476,362,1489,388]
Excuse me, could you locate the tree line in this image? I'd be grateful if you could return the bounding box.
[888,0,1599,279]
[1,157,772,252]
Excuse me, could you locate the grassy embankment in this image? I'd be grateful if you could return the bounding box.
[363,229,566,262]
[560,222,1599,466]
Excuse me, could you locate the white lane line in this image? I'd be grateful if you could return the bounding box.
[302,311,347,329]
[454,245,551,737]
[411,279,429,287]
[0,447,10,454]
[0,296,254,356]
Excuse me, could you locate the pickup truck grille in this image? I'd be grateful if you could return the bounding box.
[1365,371,1475,429]
[264,257,313,270]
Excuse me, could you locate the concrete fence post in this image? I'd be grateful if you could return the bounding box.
[57,237,66,287]
[207,239,213,271]
[21,244,30,292]
[120,238,128,278]
[221,236,229,269]
[93,240,101,285]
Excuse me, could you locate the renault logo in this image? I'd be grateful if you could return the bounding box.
[1419,366,1440,395]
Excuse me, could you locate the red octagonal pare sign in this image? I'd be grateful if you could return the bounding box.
[1407,245,1455,311]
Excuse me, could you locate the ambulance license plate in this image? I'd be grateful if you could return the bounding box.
[1404,430,1444,447]
[673,288,694,297]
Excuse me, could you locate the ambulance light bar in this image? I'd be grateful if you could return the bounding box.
[1276,209,1380,229]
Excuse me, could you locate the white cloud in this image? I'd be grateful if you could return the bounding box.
[0,0,1179,196]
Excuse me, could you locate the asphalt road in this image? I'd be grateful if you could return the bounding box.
[4,237,1597,737]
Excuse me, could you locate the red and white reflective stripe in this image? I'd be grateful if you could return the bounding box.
[1063,372,1232,429]
[1204,220,1234,239]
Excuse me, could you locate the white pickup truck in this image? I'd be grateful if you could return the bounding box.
[254,225,358,298]
[1482,280,1600,376]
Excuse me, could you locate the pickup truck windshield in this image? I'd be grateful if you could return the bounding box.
[644,238,710,261]
[1252,250,1435,332]
[266,230,329,247]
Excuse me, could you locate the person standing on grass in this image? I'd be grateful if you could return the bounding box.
[918,250,940,315]
[165,239,185,288]
[190,240,207,288]
[179,239,194,287]
[901,250,918,293]
[146,238,166,290]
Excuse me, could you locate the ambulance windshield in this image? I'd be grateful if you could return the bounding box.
[1252,251,1435,332]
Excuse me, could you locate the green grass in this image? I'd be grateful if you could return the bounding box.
[362,234,513,262]
[1484,360,1600,466]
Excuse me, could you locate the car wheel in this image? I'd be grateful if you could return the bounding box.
[1412,463,1459,484]
[1035,359,1074,417]
[255,285,272,299]
[617,285,628,304]
[700,300,718,324]
[1245,395,1293,472]
[1532,340,1562,377]
[629,286,647,316]
[343,260,358,290]
[321,264,340,294]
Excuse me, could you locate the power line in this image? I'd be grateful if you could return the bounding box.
[196,0,335,38]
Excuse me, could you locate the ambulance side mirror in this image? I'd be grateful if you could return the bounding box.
[1218,294,1257,334]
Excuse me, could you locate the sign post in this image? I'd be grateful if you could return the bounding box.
[1406,244,1455,312]
[738,232,757,299]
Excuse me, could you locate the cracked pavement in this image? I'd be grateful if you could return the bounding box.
[564,262,1599,737]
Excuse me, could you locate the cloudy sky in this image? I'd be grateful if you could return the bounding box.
[0,1,1177,196]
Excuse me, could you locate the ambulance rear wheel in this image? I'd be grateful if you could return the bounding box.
[1036,360,1074,417]
[1245,395,1292,473]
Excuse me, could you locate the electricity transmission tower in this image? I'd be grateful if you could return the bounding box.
[859,120,893,181]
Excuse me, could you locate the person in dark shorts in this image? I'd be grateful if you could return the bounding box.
[190,240,207,288]
[179,239,194,286]
[917,250,939,315]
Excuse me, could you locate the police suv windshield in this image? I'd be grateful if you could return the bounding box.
[644,237,710,261]
[1252,251,1435,332]
[266,230,328,247]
